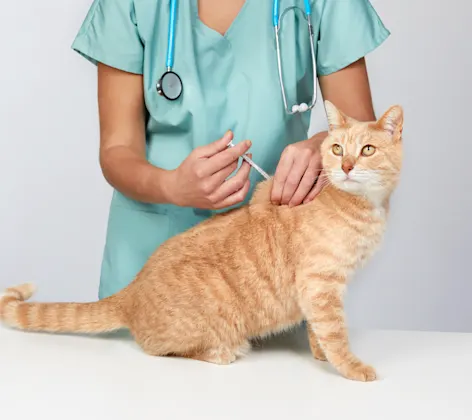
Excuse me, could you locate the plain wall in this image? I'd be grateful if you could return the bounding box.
[0,0,470,332]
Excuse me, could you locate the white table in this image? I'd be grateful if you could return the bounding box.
[1,326,471,419]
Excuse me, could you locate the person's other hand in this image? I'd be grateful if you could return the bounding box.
[270,133,327,207]
[168,131,252,209]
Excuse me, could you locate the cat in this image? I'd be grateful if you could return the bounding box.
[0,101,403,382]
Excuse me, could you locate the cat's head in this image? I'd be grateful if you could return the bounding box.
[321,101,404,202]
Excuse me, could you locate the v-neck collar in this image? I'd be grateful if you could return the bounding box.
[192,0,250,40]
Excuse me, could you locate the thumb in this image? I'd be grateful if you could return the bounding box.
[198,130,234,157]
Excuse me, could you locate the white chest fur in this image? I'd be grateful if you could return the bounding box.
[354,207,388,267]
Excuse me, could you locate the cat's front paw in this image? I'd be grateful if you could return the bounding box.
[338,359,377,382]
[312,347,328,362]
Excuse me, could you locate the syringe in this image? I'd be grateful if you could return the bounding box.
[227,141,270,180]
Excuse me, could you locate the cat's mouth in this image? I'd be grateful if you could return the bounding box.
[328,170,374,191]
[337,176,366,192]
[341,176,361,184]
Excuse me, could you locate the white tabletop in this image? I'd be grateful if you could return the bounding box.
[1,326,471,419]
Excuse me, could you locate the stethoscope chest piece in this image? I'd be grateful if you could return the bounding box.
[157,71,183,101]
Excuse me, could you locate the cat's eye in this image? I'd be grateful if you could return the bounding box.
[332,144,343,156]
[361,145,376,157]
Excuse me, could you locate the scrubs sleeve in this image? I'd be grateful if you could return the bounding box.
[71,0,144,74]
[315,0,390,76]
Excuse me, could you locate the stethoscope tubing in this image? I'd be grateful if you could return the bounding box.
[160,0,317,113]
[166,0,178,70]
[274,2,317,114]
[273,0,312,27]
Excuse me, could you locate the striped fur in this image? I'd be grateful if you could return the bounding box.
[0,284,122,333]
[0,102,403,381]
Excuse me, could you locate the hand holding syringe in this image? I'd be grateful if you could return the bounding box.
[227,141,270,180]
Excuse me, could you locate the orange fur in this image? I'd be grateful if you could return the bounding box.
[0,101,403,381]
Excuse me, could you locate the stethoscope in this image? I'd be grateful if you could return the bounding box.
[157,0,318,114]
[156,0,182,101]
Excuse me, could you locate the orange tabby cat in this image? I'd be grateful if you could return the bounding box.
[0,101,403,382]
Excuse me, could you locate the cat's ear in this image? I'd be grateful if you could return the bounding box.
[376,105,404,138]
[324,100,355,131]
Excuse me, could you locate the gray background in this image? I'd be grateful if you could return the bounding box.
[0,0,470,332]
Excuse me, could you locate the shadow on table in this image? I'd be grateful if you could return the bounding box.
[250,323,311,356]
[51,323,313,355]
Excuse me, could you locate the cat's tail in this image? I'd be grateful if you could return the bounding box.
[0,283,124,334]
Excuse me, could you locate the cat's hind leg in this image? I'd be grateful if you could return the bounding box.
[132,324,250,365]
[235,340,251,357]
[188,340,251,365]
[134,335,236,364]
[189,346,237,365]
[133,331,171,357]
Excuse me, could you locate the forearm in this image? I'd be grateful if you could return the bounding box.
[309,130,328,145]
[96,65,173,204]
[100,146,172,204]
[319,58,377,122]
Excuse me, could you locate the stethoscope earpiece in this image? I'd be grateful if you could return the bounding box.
[291,103,309,114]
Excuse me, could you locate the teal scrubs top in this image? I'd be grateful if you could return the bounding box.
[72,0,390,299]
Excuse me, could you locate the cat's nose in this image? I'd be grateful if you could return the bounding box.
[342,162,354,175]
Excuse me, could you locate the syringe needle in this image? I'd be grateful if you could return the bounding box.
[227,141,270,180]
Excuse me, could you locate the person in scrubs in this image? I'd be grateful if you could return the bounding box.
[72,0,390,299]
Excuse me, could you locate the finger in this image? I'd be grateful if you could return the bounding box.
[288,172,319,208]
[202,153,251,197]
[207,160,239,188]
[205,140,252,175]
[280,152,312,205]
[303,172,329,204]
[209,158,251,204]
[197,131,234,158]
[288,159,322,207]
[213,179,251,209]
[271,150,295,205]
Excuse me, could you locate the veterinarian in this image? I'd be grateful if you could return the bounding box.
[72,0,390,299]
